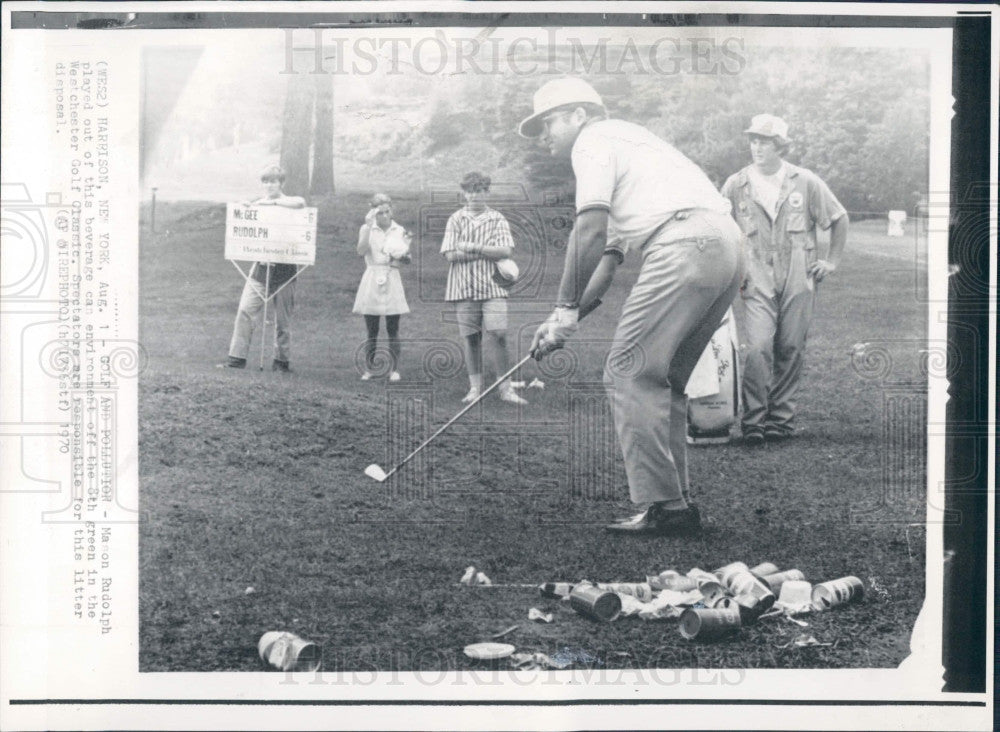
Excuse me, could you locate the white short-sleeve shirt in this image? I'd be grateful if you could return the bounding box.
[572,119,731,252]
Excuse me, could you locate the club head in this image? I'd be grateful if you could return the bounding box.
[364,464,388,482]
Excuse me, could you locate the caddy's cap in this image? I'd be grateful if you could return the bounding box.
[493,258,519,288]
[745,114,790,144]
[518,78,604,138]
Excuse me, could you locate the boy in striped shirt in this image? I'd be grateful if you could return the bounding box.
[441,172,527,405]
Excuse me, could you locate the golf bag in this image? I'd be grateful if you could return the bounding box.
[685,307,740,444]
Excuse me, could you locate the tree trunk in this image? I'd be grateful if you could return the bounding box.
[310,74,335,196]
[279,74,314,198]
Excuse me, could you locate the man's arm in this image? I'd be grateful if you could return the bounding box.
[808,213,849,282]
[557,208,609,306]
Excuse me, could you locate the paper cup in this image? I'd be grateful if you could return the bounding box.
[762,569,806,595]
[570,583,622,622]
[812,576,865,610]
[748,562,780,577]
[258,631,321,672]
[778,580,813,607]
[679,606,742,641]
[733,593,768,624]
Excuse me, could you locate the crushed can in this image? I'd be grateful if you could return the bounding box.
[748,562,780,577]
[733,592,768,624]
[697,579,730,606]
[762,569,806,595]
[725,571,776,612]
[679,606,742,641]
[812,576,865,610]
[538,582,575,599]
[258,631,321,672]
[569,582,622,622]
[596,582,655,603]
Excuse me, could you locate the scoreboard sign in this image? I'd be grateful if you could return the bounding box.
[224,204,318,265]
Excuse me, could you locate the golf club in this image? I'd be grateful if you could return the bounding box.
[365,299,602,483]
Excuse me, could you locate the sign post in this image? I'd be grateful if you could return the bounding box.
[224,204,318,370]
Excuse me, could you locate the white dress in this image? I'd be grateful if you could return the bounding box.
[352,221,411,316]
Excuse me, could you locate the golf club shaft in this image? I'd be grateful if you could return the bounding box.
[379,298,601,481]
[383,353,534,480]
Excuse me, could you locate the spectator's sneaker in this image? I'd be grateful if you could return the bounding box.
[272,359,292,373]
[605,503,702,536]
[461,387,481,404]
[389,371,401,382]
[499,386,528,405]
[742,429,765,446]
[360,371,374,381]
[216,356,247,369]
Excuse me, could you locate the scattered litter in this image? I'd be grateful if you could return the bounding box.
[460,566,477,585]
[679,606,741,641]
[812,576,864,610]
[649,571,698,592]
[538,582,575,598]
[849,342,870,356]
[781,634,832,649]
[510,652,560,670]
[569,582,622,622]
[776,580,814,615]
[258,631,321,672]
[508,380,526,389]
[748,562,780,577]
[528,608,553,623]
[595,581,655,602]
[464,642,515,661]
[490,625,520,640]
[475,571,492,586]
[549,646,601,667]
[244,586,256,595]
[212,610,221,619]
[528,378,545,389]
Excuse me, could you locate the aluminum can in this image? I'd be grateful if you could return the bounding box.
[812,576,865,610]
[569,583,622,622]
[258,631,321,672]
[538,582,575,599]
[748,562,780,577]
[596,582,655,603]
[726,571,776,611]
[679,606,742,641]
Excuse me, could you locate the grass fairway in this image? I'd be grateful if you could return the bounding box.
[139,196,926,672]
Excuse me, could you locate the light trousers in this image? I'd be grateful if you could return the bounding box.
[604,211,744,507]
[740,244,815,434]
[228,278,295,363]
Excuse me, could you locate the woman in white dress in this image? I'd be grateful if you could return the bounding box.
[353,193,411,380]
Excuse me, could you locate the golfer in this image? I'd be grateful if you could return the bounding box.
[721,115,848,444]
[219,165,306,371]
[353,193,411,381]
[521,78,744,536]
[441,172,527,405]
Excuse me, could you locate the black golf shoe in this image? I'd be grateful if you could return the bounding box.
[605,502,702,536]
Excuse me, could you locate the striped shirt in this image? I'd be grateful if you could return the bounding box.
[440,206,514,301]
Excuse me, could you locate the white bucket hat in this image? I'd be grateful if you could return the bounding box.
[745,114,791,145]
[518,78,604,138]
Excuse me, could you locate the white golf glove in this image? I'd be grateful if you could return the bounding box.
[531,306,579,360]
